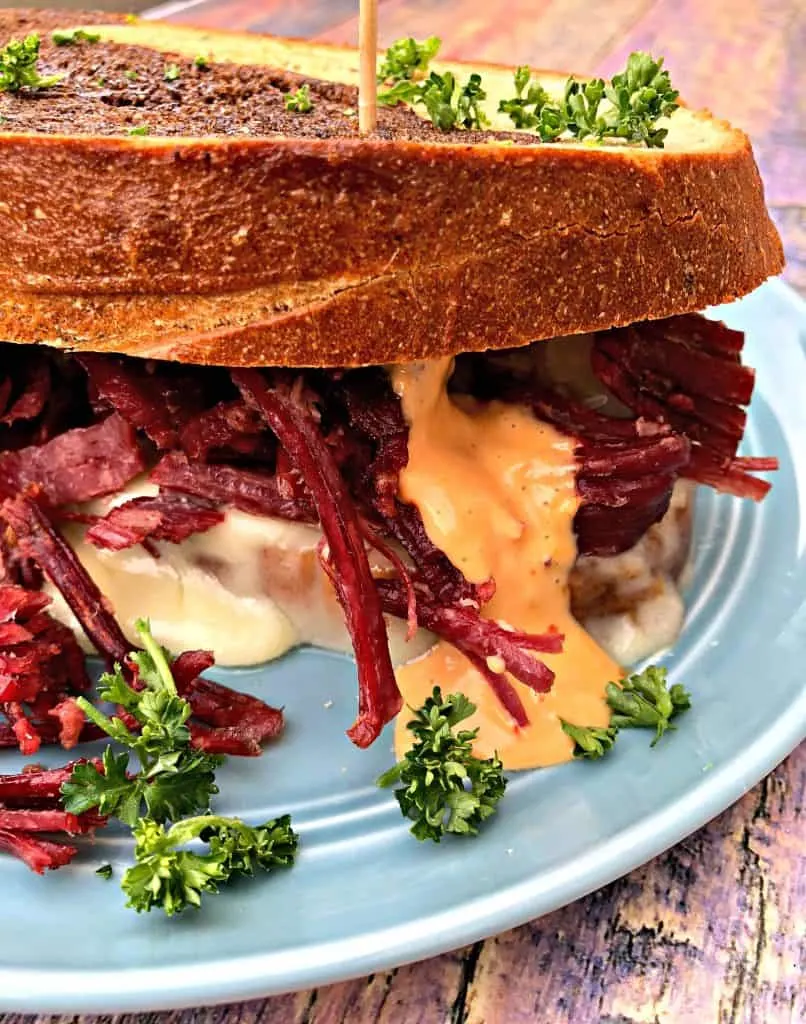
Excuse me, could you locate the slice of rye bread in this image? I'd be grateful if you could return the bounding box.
[0,10,784,367]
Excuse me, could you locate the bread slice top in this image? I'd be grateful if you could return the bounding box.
[1,14,730,149]
[0,10,784,367]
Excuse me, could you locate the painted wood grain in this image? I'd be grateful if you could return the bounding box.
[2,1,802,1023]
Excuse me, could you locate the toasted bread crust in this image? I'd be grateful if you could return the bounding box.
[0,12,785,366]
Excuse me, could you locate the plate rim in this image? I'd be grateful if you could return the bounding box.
[0,277,804,1014]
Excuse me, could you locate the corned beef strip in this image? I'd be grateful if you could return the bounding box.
[85,493,225,552]
[0,761,108,873]
[337,371,492,606]
[119,647,285,756]
[384,501,495,607]
[0,414,145,506]
[0,585,51,621]
[0,809,89,833]
[376,579,558,696]
[2,493,130,665]
[171,650,284,755]
[78,353,206,450]
[591,316,777,500]
[150,452,316,523]
[0,760,93,802]
[0,584,92,754]
[233,369,402,748]
[179,400,271,461]
[0,829,78,873]
[0,357,50,427]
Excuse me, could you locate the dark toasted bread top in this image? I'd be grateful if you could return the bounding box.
[0,12,528,144]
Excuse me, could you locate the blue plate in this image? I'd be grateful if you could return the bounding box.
[0,279,805,1014]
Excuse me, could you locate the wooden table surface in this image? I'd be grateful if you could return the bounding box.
[5,1,805,1022]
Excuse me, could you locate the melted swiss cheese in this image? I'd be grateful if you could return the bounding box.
[392,360,621,769]
[46,484,432,668]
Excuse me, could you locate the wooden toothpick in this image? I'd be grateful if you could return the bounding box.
[358,0,378,134]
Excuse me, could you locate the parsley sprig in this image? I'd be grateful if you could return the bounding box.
[377,34,488,131]
[0,34,62,93]
[377,35,441,85]
[561,665,692,759]
[62,619,223,826]
[380,70,489,131]
[51,28,101,46]
[123,814,297,916]
[560,721,618,760]
[500,52,679,147]
[377,687,506,841]
[61,620,298,915]
[607,665,691,745]
[284,84,313,113]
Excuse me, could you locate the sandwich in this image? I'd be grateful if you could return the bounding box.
[0,10,783,772]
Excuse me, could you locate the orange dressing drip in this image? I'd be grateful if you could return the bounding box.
[392,359,620,769]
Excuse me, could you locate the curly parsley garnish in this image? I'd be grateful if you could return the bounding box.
[62,619,223,826]
[377,34,487,131]
[284,84,313,113]
[0,34,62,93]
[562,664,692,759]
[380,69,488,131]
[377,35,441,85]
[51,28,101,46]
[123,814,297,916]
[498,65,550,129]
[378,687,506,841]
[61,620,298,915]
[499,52,679,147]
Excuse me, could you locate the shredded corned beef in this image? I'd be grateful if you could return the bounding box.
[590,316,777,504]
[376,579,560,694]
[0,357,50,427]
[233,369,403,748]
[151,451,316,523]
[0,830,79,873]
[125,648,285,756]
[0,312,776,751]
[0,414,145,506]
[78,353,206,450]
[334,370,494,607]
[85,493,224,552]
[3,492,130,665]
[172,651,284,753]
[0,759,108,873]
[179,399,272,461]
[460,317,774,556]
[0,583,94,755]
